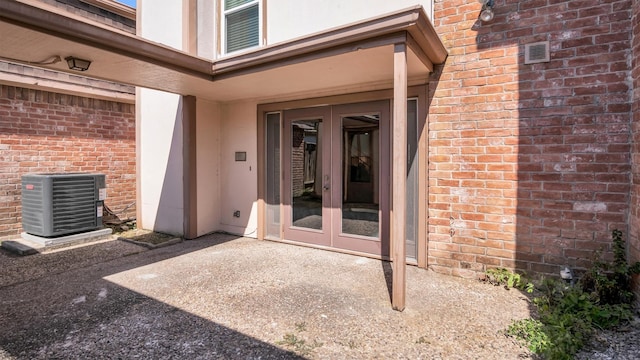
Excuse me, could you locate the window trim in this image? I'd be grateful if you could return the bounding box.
[221,0,263,56]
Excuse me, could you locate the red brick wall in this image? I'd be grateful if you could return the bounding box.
[429,0,633,278]
[629,0,640,296]
[0,85,135,240]
[291,126,305,197]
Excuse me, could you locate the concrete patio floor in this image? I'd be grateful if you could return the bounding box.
[0,233,533,359]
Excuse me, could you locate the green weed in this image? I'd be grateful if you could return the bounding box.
[277,332,322,356]
[485,267,534,293]
[499,229,640,360]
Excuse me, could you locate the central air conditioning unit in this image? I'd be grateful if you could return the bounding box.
[21,173,106,237]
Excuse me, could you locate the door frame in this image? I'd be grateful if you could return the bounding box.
[281,100,390,255]
[330,100,390,256]
[257,86,428,266]
[282,106,332,247]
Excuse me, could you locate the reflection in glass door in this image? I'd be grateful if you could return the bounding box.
[268,99,419,260]
[341,114,380,238]
[282,101,390,256]
[331,101,390,257]
[283,106,332,247]
[291,119,323,230]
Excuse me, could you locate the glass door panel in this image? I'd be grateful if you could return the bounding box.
[341,114,380,238]
[265,112,281,239]
[406,99,419,259]
[332,101,390,257]
[283,106,332,247]
[291,119,323,230]
[282,101,390,256]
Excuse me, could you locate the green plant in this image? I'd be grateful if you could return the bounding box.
[485,268,534,292]
[580,229,640,306]
[277,333,304,348]
[500,229,639,360]
[277,326,323,356]
[277,333,322,356]
[507,318,548,354]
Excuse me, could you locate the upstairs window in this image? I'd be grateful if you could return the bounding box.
[223,0,261,54]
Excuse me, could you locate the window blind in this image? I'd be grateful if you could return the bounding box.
[225,0,253,10]
[225,3,259,53]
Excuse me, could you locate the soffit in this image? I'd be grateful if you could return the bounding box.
[0,1,446,102]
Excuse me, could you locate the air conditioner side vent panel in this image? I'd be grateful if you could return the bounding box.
[21,173,106,237]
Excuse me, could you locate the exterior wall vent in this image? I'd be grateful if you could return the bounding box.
[524,41,550,64]
[21,173,106,237]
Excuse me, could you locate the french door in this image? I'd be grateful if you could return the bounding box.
[282,101,390,256]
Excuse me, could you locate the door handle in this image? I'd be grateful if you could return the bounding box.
[323,184,330,190]
[323,175,330,191]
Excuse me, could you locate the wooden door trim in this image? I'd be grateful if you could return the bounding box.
[331,100,390,257]
[282,106,332,247]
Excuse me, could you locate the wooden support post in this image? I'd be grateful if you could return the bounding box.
[392,43,407,311]
[182,95,198,239]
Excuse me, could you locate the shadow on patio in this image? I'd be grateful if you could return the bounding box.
[1,233,531,359]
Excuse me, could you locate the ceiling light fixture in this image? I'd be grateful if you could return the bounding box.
[65,56,91,71]
[480,0,495,22]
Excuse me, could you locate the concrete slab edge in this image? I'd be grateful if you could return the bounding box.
[2,229,116,256]
[21,229,113,247]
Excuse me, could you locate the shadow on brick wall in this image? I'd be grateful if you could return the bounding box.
[482,1,631,277]
[428,0,637,279]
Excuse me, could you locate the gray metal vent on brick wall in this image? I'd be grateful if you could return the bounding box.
[22,173,106,237]
[525,41,550,64]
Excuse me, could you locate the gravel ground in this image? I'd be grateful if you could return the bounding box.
[575,316,640,360]
[0,233,636,359]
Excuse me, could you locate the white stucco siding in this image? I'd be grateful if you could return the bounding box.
[139,0,184,49]
[196,99,222,236]
[267,0,434,44]
[138,88,184,235]
[137,0,192,235]
[218,101,259,237]
[197,0,216,59]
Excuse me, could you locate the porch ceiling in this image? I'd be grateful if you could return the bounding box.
[0,1,447,103]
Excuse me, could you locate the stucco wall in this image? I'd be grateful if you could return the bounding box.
[218,101,258,237]
[197,0,216,59]
[267,0,433,44]
[0,85,135,240]
[137,0,187,235]
[196,98,221,236]
[137,88,184,235]
[194,0,434,60]
[139,0,183,48]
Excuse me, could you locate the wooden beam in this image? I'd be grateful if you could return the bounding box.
[183,95,198,239]
[392,43,408,311]
[415,86,429,269]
